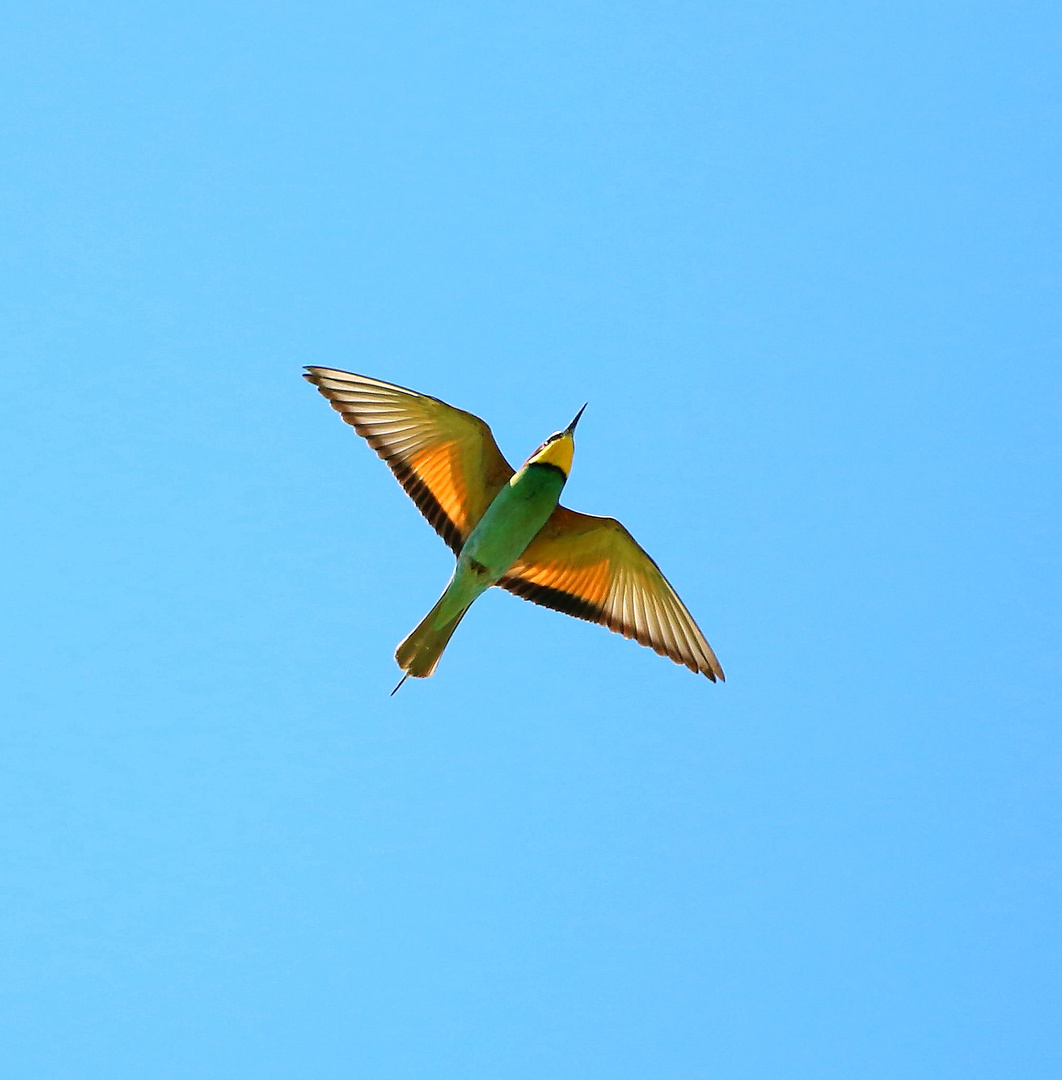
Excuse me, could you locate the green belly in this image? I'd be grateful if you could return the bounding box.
[428,462,566,630]
[461,462,566,580]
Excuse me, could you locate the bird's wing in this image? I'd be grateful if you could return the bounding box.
[305,367,514,554]
[499,506,724,680]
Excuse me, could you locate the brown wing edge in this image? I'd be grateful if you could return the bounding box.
[303,368,466,554]
[497,575,608,623]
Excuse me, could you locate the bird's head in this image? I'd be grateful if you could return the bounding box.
[523,403,587,477]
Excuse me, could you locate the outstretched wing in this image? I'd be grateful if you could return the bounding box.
[305,367,514,554]
[499,506,724,680]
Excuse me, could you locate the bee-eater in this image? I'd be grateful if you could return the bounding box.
[304,367,725,690]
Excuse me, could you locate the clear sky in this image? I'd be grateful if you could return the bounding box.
[2,2,1059,1077]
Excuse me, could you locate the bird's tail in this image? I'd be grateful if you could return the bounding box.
[394,592,470,680]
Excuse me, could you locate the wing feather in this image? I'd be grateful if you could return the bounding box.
[304,367,514,554]
[499,506,724,681]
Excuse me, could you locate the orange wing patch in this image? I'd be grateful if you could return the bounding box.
[305,367,514,554]
[405,440,473,537]
[506,552,612,611]
[500,506,724,680]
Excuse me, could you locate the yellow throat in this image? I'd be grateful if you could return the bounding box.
[526,432,574,476]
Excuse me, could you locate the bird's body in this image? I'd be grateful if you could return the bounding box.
[462,457,569,586]
[304,367,724,688]
[395,458,569,682]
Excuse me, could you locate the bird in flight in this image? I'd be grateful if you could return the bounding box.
[304,368,725,692]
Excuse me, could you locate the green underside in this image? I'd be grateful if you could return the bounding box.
[435,461,567,626]
[395,462,568,677]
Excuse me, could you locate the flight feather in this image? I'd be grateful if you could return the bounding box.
[499,506,725,680]
[304,367,514,553]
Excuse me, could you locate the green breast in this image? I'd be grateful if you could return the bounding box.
[460,463,566,579]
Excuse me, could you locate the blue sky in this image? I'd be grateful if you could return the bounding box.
[2,2,1059,1077]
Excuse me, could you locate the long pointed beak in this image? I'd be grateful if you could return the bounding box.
[565,402,588,435]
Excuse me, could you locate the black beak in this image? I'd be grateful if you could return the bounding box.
[565,403,588,435]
